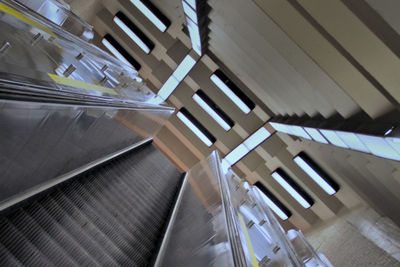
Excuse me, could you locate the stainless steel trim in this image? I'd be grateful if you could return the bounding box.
[154,172,189,267]
[0,137,152,211]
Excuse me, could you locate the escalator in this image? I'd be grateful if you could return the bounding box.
[0,143,183,267]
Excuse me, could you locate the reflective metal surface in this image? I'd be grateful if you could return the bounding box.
[0,98,174,207]
[155,151,236,267]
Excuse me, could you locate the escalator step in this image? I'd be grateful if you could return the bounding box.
[0,143,183,266]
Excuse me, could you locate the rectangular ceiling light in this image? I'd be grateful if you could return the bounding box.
[114,12,155,54]
[177,108,216,147]
[211,70,255,114]
[304,127,329,144]
[102,34,141,70]
[357,134,400,161]
[255,182,292,220]
[172,54,196,81]
[157,54,197,100]
[294,152,339,195]
[385,137,400,156]
[269,122,293,135]
[272,169,314,209]
[182,1,197,22]
[130,0,170,32]
[187,18,202,55]
[320,129,349,149]
[224,127,271,166]
[193,90,234,131]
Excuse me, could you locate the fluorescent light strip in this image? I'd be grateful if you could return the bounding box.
[243,127,270,150]
[294,156,336,195]
[290,126,312,140]
[184,0,196,10]
[101,38,132,67]
[157,54,196,100]
[224,144,249,166]
[130,0,167,32]
[336,131,370,153]
[211,74,251,114]
[172,54,196,81]
[187,18,202,55]
[224,127,271,166]
[385,137,400,156]
[177,111,213,147]
[320,130,349,148]
[304,127,328,144]
[272,172,311,209]
[193,94,231,131]
[357,134,400,161]
[255,187,289,221]
[113,16,151,54]
[158,76,179,100]
[182,1,197,22]
[269,122,292,135]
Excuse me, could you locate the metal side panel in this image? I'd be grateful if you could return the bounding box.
[0,98,174,207]
[0,142,184,267]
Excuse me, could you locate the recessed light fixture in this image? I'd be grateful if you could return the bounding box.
[182,1,197,22]
[255,182,292,220]
[320,130,349,149]
[272,169,314,209]
[114,12,154,54]
[102,34,141,70]
[177,108,216,147]
[304,127,328,144]
[294,152,339,195]
[130,0,170,32]
[211,70,255,114]
[193,90,234,131]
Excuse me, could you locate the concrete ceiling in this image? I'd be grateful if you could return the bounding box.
[67,0,400,231]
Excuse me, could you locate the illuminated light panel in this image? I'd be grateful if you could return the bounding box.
[113,15,151,54]
[357,134,400,161]
[158,76,179,100]
[254,184,291,221]
[130,0,168,32]
[272,170,313,209]
[224,127,271,166]
[172,54,196,81]
[187,18,202,55]
[385,137,400,156]
[336,131,370,153]
[184,0,196,10]
[294,155,338,195]
[290,126,312,140]
[102,38,132,67]
[304,127,328,144]
[182,1,197,22]
[269,122,292,135]
[177,110,214,147]
[224,144,249,166]
[243,127,270,150]
[320,130,349,149]
[157,54,197,100]
[211,74,251,114]
[193,93,232,131]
